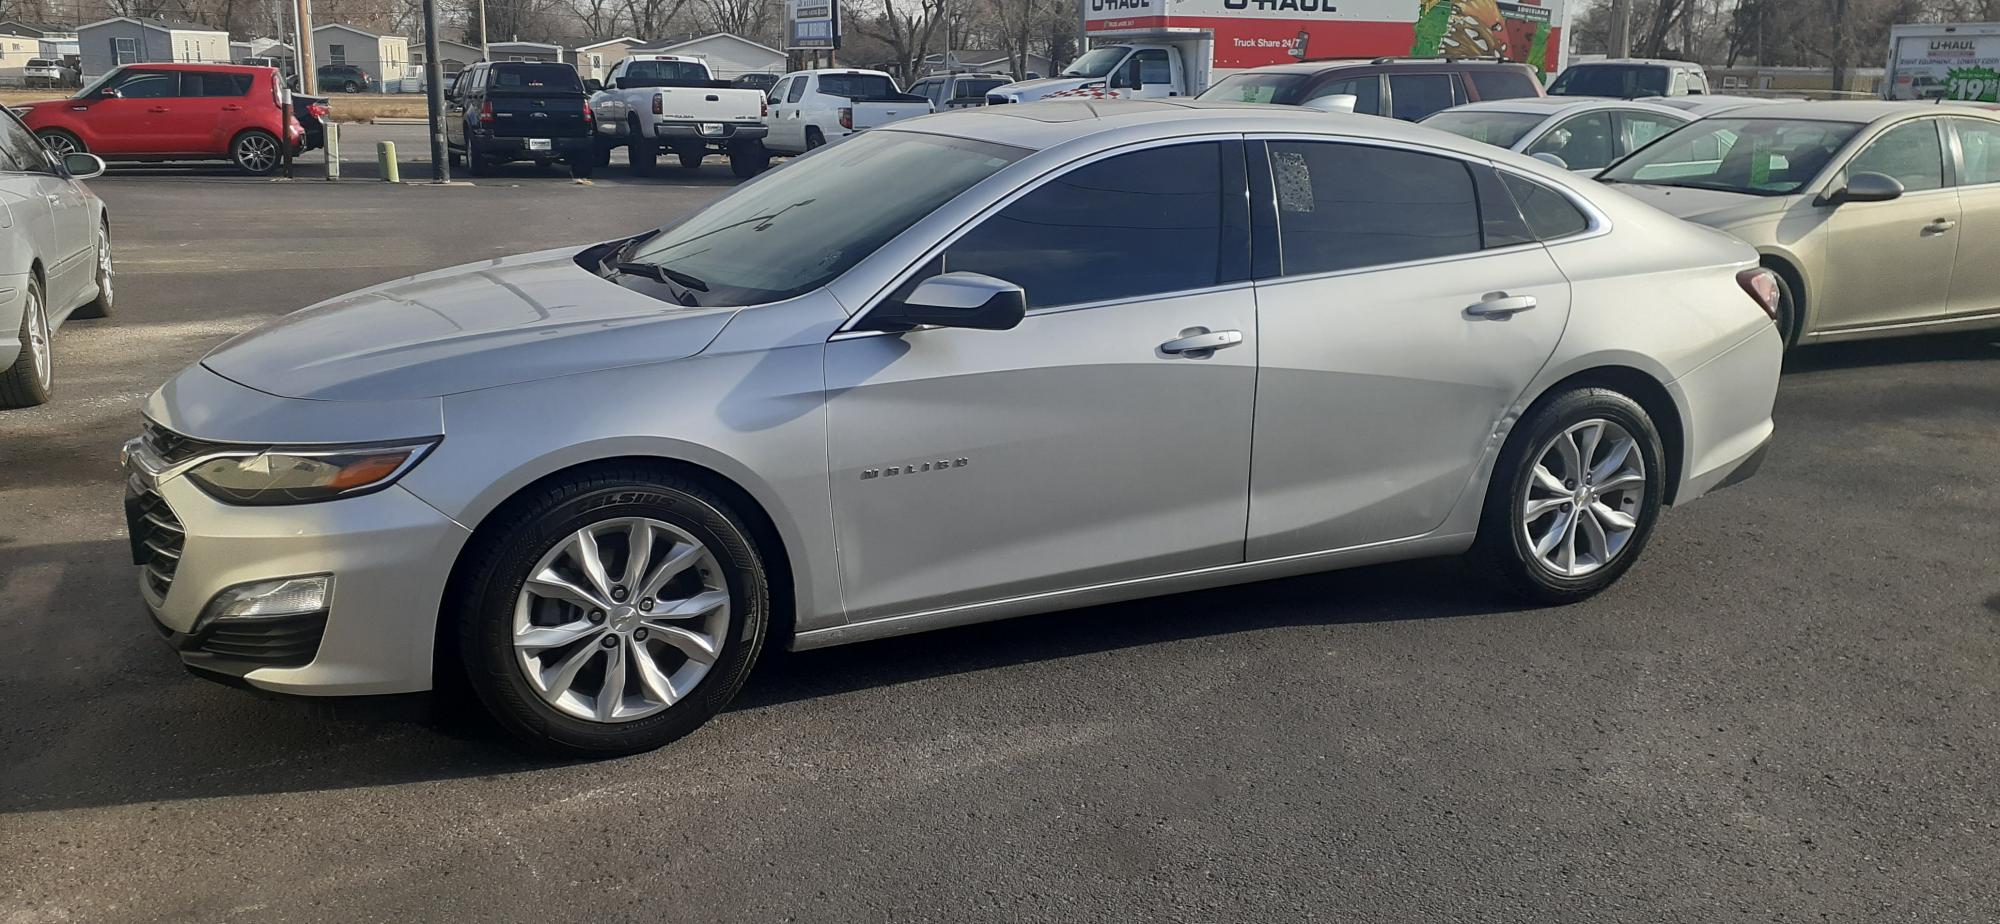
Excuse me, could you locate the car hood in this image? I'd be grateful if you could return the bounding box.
[201,247,738,402]
[991,76,1098,100]
[1608,183,1794,228]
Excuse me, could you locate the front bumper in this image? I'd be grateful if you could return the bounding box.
[125,442,470,696]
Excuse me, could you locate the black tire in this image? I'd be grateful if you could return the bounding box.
[448,146,463,169]
[804,127,825,150]
[568,154,594,179]
[593,139,614,167]
[69,219,112,320]
[1767,266,1803,350]
[230,129,282,175]
[454,465,771,756]
[630,133,658,176]
[344,82,362,93]
[36,129,84,158]
[0,274,53,408]
[729,139,769,178]
[1471,387,1667,605]
[677,148,704,169]
[463,137,485,176]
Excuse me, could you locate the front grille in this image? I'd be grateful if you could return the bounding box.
[190,612,328,668]
[140,419,232,466]
[125,481,185,600]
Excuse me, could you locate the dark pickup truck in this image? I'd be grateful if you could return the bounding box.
[444,61,595,178]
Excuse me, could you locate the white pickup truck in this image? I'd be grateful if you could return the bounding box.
[764,69,934,155]
[985,44,1202,104]
[586,55,772,177]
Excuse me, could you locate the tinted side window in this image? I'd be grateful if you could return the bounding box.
[111,70,177,99]
[1952,118,2000,185]
[1314,76,1381,115]
[1846,120,1944,192]
[1620,112,1684,154]
[1388,73,1456,121]
[1528,111,1618,171]
[183,71,253,96]
[1267,141,1482,275]
[0,109,51,173]
[1136,49,1171,85]
[1467,68,1538,101]
[1501,173,1591,240]
[941,143,1226,308]
[786,76,808,102]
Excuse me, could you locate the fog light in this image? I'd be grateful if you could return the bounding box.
[201,575,332,623]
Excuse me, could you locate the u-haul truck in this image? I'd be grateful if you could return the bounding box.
[986,0,1572,104]
[1884,22,2000,101]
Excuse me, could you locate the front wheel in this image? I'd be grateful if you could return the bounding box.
[230,129,281,175]
[36,129,83,158]
[455,465,771,756]
[1472,387,1666,604]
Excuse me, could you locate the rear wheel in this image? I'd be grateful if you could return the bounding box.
[0,275,54,408]
[728,139,769,178]
[343,82,362,93]
[804,127,825,150]
[454,465,771,756]
[230,129,281,175]
[36,129,83,158]
[568,153,594,179]
[630,134,658,176]
[462,137,486,176]
[70,219,112,320]
[1472,387,1666,605]
[593,139,614,167]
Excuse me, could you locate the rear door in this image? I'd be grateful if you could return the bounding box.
[1244,138,1571,557]
[1943,117,2000,318]
[1524,110,1619,172]
[175,69,255,155]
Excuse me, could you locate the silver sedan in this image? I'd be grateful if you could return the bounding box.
[0,105,111,408]
[127,101,1783,755]
[1420,97,1691,173]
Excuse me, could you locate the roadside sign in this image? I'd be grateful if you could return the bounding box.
[789,0,841,50]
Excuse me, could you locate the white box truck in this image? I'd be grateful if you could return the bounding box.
[987,0,1573,104]
[1884,22,2000,101]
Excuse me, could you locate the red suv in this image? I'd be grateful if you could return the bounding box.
[21,64,307,175]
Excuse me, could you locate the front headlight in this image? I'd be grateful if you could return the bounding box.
[183,440,438,506]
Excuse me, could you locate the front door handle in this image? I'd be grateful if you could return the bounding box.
[146,106,169,113]
[1465,292,1537,319]
[1926,218,1957,233]
[1159,328,1243,356]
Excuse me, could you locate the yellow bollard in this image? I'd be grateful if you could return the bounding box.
[377,141,398,183]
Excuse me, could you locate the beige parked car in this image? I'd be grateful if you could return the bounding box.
[1600,101,2000,348]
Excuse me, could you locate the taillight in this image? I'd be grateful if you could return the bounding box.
[838,106,852,130]
[583,103,594,125]
[761,96,769,117]
[1736,267,1781,321]
[309,102,328,118]
[652,94,662,115]
[478,100,493,124]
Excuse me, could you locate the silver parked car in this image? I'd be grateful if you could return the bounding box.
[1421,97,1691,174]
[126,101,1783,755]
[1600,101,2000,347]
[1,104,111,408]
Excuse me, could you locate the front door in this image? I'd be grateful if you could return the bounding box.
[1245,139,1571,558]
[1814,118,1959,331]
[1944,117,2000,318]
[81,67,179,154]
[825,140,1256,622]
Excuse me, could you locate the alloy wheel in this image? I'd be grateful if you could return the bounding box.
[24,286,49,389]
[512,517,731,723]
[95,228,112,305]
[1519,419,1647,578]
[236,134,278,173]
[41,133,78,157]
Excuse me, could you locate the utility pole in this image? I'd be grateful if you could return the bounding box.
[478,0,490,60]
[1611,0,1632,58]
[422,0,450,182]
[294,0,317,93]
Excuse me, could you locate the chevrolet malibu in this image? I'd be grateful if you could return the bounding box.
[126,101,1783,755]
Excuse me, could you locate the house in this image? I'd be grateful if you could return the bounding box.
[630,33,783,81]
[0,32,37,85]
[568,36,642,83]
[229,39,253,61]
[313,24,412,90]
[412,38,483,78]
[921,48,1050,80]
[0,21,81,61]
[487,41,563,64]
[77,17,230,79]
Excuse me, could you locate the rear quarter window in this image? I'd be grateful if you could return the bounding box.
[1500,173,1592,240]
[1467,68,1539,101]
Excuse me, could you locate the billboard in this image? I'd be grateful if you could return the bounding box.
[1084,0,1568,77]
[789,0,841,50]
[1886,30,2000,101]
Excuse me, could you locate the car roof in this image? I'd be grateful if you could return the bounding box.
[1571,58,1703,68]
[1701,99,2000,123]
[135,62,270,72]
[1224,58,1532,77]
[889,98,1518,155]
[1436,97,1690,117]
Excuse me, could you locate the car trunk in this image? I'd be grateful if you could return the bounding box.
[486,92,590,138]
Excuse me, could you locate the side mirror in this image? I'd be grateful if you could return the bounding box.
[1826,171,1904,205]
[95,86,120,99]
[1300,93,1358,113]
[1531,151,1570,170]
[866,272,1026,332]
[61,152,104,179]
[584,78,602,93]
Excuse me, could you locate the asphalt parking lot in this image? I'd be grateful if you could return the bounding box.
[2,168,1998,923]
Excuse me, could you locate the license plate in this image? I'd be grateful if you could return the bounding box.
[700,123,723,135]
[526,138,552,151]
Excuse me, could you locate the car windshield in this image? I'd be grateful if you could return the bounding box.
[1061,47,1126,79]
[1551,65,1669,98]
[955,77,1005,98]
[1599,117,1862,196]
[621,59,711,85]
[1420,109,1548,148]
[1197,72,1309,105]
[619,132,1024,306]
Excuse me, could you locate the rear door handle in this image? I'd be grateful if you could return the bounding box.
[1465,292,1537,318]
[1926,218,1957,233]
[1159,328,1243,356]
[147,106,170,113]
[221,104,243,111]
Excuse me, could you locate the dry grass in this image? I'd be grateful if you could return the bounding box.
[0,88,432,123]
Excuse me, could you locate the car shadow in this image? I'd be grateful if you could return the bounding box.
[0,549,1519,814]
[1783,330,2000,373]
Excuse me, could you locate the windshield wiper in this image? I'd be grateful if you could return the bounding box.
[615,262,709,292]
[611,228,664,267]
